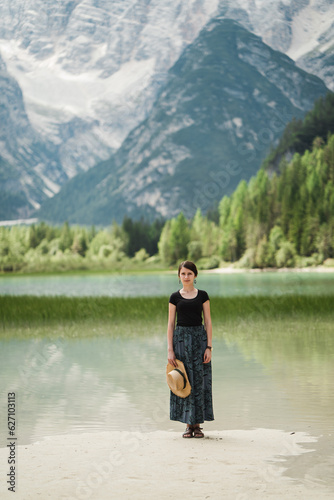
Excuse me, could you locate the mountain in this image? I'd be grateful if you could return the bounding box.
[296,29,334,93]
[218,0,334,90]
[262,92,334,173]
[35,18,330,225]
[0,0,218,180]
[1,0,333,221]
[0,54,64,219]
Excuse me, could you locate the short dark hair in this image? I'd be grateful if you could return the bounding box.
[178,260,198,277]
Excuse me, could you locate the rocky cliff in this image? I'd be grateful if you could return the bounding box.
[36,19,329,224]
[0,0,333,221]
[0,54,63,218]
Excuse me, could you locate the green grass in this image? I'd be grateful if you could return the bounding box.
[0,266,172,278]
[0,296,164,326]
[1,294,333,339]
[0,257,170,275]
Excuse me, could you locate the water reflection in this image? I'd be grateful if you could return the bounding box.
[225,322,334,434]
[1,323,333,445]
[1,271,334,297]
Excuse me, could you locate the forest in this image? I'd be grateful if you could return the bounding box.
[1,132,334,273]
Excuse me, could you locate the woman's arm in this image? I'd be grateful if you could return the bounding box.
[203,300,212,364]
[167,303,177,367]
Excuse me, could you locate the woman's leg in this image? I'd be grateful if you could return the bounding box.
[182,424,194,438]
[193,424,204,438]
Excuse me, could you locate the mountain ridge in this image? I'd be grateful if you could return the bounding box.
[35,18,330,224]
[1,1,333,221]
[0,54,64,218]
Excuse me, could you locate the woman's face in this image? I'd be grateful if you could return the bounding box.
[179,267,196,286]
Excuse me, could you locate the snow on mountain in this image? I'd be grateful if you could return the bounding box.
[1,0,333,173]
[219,0,334,89]
[0,0,219,181]
[0,0,333,220]
[36,19,329,225]
[286,0,333,60]
[0,52,65,218]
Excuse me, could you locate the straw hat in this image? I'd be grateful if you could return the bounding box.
[166,359,191,398]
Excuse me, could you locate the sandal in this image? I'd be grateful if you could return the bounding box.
[193,425,204,438]
[182,426,193,438]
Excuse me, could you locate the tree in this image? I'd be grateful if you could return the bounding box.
[255,235,270,268]
[169,212,190,263]
[122,216,164,257]
[191,208,204,241]
[59,222,73,252]
[187,240,203,261]
[267,225,285,265]
[315,223,332,260]
[87,231,113,256]
[275,241,296,268]
[71,230,88,257]
[218,196,231,228]
[158,220,173,264]
[28,225,39,249]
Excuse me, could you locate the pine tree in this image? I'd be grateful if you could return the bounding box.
[59,222,73,252]
[158,220,173,264]
[169,212,190,263]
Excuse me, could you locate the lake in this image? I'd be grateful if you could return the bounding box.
[1,328,333,446]
[1,269,334,296]
[1,269,333,492]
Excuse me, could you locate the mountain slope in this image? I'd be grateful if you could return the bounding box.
[262,92,334,173]
[219,0,334,90]
[0,54,64,218]
[36,18,329,225]
[0,0,219,178]
[1,0,334,221]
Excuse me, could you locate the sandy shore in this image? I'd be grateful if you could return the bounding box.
[1,428,333,500]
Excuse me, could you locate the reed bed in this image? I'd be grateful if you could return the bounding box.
[1,294,333,331]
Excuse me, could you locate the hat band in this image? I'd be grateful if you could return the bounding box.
[173,368,187,390]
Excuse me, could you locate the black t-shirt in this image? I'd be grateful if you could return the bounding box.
[169,289,210,326]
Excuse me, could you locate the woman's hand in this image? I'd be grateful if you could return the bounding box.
[203,348,212,364]
[168,349,177,367]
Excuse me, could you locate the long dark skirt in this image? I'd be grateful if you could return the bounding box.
[170,325,214,425]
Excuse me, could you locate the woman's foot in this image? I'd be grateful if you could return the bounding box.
[182,426,193,438]
[193,425,204,438]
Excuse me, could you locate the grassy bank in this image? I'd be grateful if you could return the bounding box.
[1,295,333,338]
[0,261,171,276]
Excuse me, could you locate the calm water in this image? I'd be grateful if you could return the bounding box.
[1,270,334,296]
[1,271,333,460]
[0,329,333,445]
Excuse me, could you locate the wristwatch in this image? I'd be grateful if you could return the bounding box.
[206,346,213,351]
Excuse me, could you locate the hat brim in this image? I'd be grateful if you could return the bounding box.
[166,359,191,398]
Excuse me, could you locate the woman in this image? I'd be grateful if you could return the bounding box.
[167,260,214,438]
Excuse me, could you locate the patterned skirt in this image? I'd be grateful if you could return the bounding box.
[170,325,214,425]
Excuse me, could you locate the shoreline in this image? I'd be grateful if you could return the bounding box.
[203,265,334,274]
[1,428,332,500]
[1,264,334,278]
